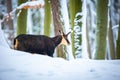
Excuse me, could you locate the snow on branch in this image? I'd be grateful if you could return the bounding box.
[1,1,44,23]
[17,1,44,9]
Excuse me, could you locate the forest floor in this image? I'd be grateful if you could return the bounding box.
[0,45,120,80]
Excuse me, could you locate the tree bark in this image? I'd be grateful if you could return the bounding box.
[86,3,92,59]
[94,0,108,59]
[108,17,115,59]
[116,18,120,59]
[17,0,28,35]
[50,0,65,58]
[69,0,82,58]
[50,0,62,35]
[44,0,51,36]
[6,0,14,45]
[69,0,76,58]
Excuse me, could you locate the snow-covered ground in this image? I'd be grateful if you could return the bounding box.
[0,45,120,80]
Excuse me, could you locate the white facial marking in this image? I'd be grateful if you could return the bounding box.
[60,36,68,45]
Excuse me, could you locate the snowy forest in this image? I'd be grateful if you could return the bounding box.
[0,0,120,80]
[1,0,120,60]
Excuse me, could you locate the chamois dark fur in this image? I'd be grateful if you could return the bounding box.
[13,32,70,57]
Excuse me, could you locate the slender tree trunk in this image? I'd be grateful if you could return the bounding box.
[50,0,65,58]
[108,17,115,59]
[109,0,120,59]
[6,0,13,30]
[44,0,51,36]
[50,0,62,35]
[94,0,108,59]
[116,18,120,59]
[70,0,75,58]
[86,2,92,59]
[6,0,14,45]
[86,18,91,59]
[17,0,28,35]
[69,0,82,58]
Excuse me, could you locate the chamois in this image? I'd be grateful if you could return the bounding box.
[13,31,70,57]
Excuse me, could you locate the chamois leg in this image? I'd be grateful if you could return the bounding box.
[48,54,53,57]
[47,51,54,57]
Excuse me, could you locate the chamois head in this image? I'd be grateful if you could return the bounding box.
[59,30,71,45]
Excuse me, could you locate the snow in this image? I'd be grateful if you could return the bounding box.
[0,46,120,80]
[17,1,44,9]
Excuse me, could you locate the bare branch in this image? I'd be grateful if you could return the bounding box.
[1,1,44,23]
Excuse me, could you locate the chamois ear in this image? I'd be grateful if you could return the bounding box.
[66,32,71,36]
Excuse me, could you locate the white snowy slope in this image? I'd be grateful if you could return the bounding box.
[0,45,120,80]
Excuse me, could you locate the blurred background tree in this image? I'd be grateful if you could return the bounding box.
[94,0,108,59]
[44,0,51,36]
[50,0,66,58]
[69,0,82,58]
[6,0,14,45]
[116,19,120,59]
[17,0,28,35]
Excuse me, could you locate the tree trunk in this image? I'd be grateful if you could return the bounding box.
[86,2,92,59]
[6,0,14,45]
[50,0,65,58]
[69,0,82,58]
[116,18,120,59]
[94,0,108,59]
[17,0,28,35]
[69,0,76,58]
[44,0,51,36]
[60,0,74,60]
[108,17,115,59]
